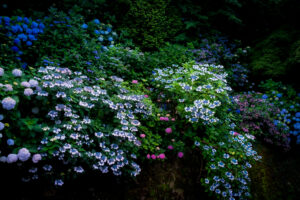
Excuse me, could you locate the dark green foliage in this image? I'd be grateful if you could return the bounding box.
[248,29,300,86]
[145,43,195,68]
[173,0,243,42]
[122,0,182,51]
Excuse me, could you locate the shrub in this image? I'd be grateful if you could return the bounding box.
[258,80,300,145]
[122,0,182,51]
[233,93,290,150]
[0,62,154,184]
[151,61,260,199]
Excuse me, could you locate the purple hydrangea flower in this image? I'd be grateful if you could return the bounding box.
[24,88,33,96]
[29,79,38,87]
[32,154,42,163]
[2,97,16,110]
[0,67,4,76]
[12,69,22,77]
[21,81,31,87]
[7,154,18,163]
[18,148,31,162]
[4,84,13,91]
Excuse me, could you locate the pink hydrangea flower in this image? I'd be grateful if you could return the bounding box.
[144,95,149,98]
[167,145,174,150]
[151,154,156,159]
[132,80,138,84]
[178,152,184,158]
[159,117,169,121]
[158,153,165,159]
[147,154,150,159]
[165,127,172,134]
[171,118,175,121]
[140,133,146,138]
[242,128,249,132]
[233,132,239,136]
[32,154,42,163]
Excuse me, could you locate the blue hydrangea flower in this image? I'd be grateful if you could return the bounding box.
[262,94,268,99]
[11,46,19,52]
[294,123,300,130]
[14,38,21,45]
[31,22,38,28]
[0,122,4,131]
[81,24,88,29]
[26,41,32,46]
[28,34,36,41]
[39,23,45,29]
[7,139,14,146]
[94,19,100,24]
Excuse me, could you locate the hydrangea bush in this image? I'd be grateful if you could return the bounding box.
[152,61,260,199]
[4,7,298,200]
[232,93,290,150]
[0,62,154,184]
[258,80,300,144]
[0,66,44,165]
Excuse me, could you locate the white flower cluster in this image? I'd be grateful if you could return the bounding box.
[153,63,231,124]
[33,65,152,184]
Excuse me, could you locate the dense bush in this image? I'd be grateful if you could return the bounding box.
[121,0,182,50]
[151,61,260,199]
[258,80,300,145]
[233,93,290,150]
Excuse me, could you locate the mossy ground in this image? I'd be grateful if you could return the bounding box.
[250,143,300,200]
